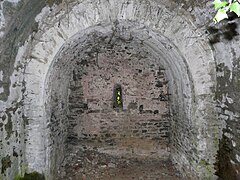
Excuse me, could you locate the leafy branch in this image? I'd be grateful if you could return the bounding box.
[213,0,240,23]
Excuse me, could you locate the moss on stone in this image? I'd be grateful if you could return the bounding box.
[14,172,45,180]
[199,159,210,166]
[5,113,13,140]
[198,159,214,179]
[45,0,62,6]
[1,155,11,174]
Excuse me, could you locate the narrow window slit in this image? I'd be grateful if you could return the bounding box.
[113,84,123,109]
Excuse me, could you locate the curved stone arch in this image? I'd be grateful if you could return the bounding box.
[42,23,195,178]
[22,0,218,178]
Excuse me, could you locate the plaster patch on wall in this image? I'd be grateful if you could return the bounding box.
[35,6,51,25]
[0,2,6,38]
[224,132,233,139]
[236,154,240,162]
[0,87,4,94]
[232,140,236,147]
[7,42,29,103]
[192,1,214,27]
[5,0,21,3]
[0,71,3,81]
[231,160,236,164]
[226,96,234,104]
[214,43,234,71]
[197,138,207,151]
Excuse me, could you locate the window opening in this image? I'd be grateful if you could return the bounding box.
[113,84,123,109]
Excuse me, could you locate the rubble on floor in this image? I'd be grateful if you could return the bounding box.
[57,144,182,180]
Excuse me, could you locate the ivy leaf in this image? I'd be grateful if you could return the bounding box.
[230,2,240,16]
[214,8,228,23]
[213,0,227,10]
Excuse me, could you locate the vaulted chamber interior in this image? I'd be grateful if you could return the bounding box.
[2,0,240,179]
[43,25,195,179]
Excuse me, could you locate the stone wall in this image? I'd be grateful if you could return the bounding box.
[44,62,70,177]
[210,19,240,179]
[0,0,239,179]
[45,24,201,178]
[0,0,47,179]
[67,42,170,158]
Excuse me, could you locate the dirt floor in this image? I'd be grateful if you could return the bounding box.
[57,143,182,180]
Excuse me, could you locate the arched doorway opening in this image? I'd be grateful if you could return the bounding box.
[44,26,189,179]
[22,1,218,179]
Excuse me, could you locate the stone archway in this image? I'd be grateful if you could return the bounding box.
[20,0,218,179]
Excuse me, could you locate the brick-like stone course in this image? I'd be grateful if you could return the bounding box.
[67,43,170,158]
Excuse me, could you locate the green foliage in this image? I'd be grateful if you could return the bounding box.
[230,2,240,16]
[113,85,123,109]
[14,172,44,180]
[214,0,227,9]
[117,89,121,105]
[214,8,228,22]
[213,0,240,23]
[14,175,22,180]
